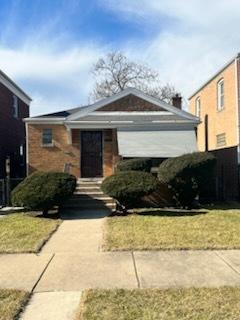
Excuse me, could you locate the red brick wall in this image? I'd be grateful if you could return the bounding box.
[0,82,29,178]
[98,94,164,111]
[28,125,118,178]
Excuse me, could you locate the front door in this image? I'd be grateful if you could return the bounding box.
[81,131,103,178]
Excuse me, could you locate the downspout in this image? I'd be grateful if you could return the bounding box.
[235,55,240,163]
[25,122,29,176]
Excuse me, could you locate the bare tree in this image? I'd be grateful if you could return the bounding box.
[90,51,177,103]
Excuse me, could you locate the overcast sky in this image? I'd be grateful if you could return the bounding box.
[0,0,240,116]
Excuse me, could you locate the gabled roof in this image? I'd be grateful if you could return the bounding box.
[66,88,198,122]
[25,87,199,126]
[0,69,32,105]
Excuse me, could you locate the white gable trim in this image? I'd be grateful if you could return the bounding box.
[90,111,173,116]
[0,70,32,105]
[67,87,199,122]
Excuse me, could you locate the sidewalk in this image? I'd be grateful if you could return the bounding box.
[0,208,240,319]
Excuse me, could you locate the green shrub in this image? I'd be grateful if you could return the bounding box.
[158,152,216,207]
[11,171,76,215]
[116,158,152,173]
[101,171,158,209]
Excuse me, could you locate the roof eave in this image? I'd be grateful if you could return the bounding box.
[0,70,32,104]
[24,117,65,124]
[67,87,200,122]
[189,53,240,100]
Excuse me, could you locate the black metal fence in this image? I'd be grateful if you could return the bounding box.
[0,178,24,207]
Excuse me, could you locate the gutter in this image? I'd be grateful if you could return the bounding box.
[23,117,66,124]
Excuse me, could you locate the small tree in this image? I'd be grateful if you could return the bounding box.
[91,51,177,103]
[101,170,159,210]
[158,152,216,208]
[11,172,76,216]
[116,158,152,173]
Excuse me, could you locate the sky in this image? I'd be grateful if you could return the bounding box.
[0,0,240,116]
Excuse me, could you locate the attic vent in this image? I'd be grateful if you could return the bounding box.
[216,133,226,147]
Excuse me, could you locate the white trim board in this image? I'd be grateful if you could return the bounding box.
[0,70,32,105]
[67,87,199,122]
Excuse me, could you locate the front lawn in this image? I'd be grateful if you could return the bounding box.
[104,208,240,250]
[78,287,240,320]
[0,289,29,320]
[0,213,61,253]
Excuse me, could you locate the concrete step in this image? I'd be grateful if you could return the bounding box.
[74,191,103,196]
[68,197,113,203]
[76,183,102,189]
[72,194,111,200]
[62,202,115,210]
[75,186,101,191]
[77,178,103,182]
[64,178,115,210]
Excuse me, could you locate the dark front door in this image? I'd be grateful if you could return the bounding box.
[81,131,103,178]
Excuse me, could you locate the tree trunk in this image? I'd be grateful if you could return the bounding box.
[42,208,48,217]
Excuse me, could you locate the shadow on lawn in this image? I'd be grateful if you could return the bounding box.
[204,201,240,211]
[110,208,208,217]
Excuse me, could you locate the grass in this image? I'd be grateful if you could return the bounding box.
[0,213,61,253]
[104,208,240,250]
[0,289,29,320]
[78,287,240,320]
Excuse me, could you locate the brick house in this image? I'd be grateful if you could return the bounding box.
[0,70,31,178]
[189,53,240,200]
[25,88,199,178]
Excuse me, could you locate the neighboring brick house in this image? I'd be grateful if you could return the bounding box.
[0,70,31,178]
[189,53,240,200]
[25,88,199,178]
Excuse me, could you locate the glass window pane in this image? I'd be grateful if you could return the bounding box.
[42,128,52,145]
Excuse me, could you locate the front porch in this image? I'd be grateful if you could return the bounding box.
[27,125,120,178]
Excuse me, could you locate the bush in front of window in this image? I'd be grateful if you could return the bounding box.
[116,158,152,173]
[101,170,158,210]
[11,172,76,216]
[158,152,216,208]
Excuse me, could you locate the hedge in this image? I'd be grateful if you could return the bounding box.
[101,170,158,209]
[116,158,152,173]
[158,152,216,207]
[11,171,76,215]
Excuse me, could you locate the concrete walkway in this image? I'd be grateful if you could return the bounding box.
[1,208,240,319]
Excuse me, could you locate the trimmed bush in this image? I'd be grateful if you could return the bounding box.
[101,171,158,209]
[116,158,152,173]
[158,152,216,207]
[11,171,76,215]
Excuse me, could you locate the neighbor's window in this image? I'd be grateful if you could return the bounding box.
[42,128,53,146]
[195,97,201,117]
[13,95,18,118]
[216,133,226,147]
[217,79,224,110]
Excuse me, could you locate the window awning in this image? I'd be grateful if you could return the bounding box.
[117,129,198,158]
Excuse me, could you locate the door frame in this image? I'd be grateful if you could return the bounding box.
[80,130,104,178]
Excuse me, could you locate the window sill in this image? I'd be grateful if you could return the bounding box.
[41,143,54,148]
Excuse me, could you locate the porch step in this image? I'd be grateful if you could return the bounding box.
[74,191,103,196]
[62,200,115,210]
[62,178,116,211]
[75,186,101,192]
[72,194,111,200]
[68,197,113,203]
